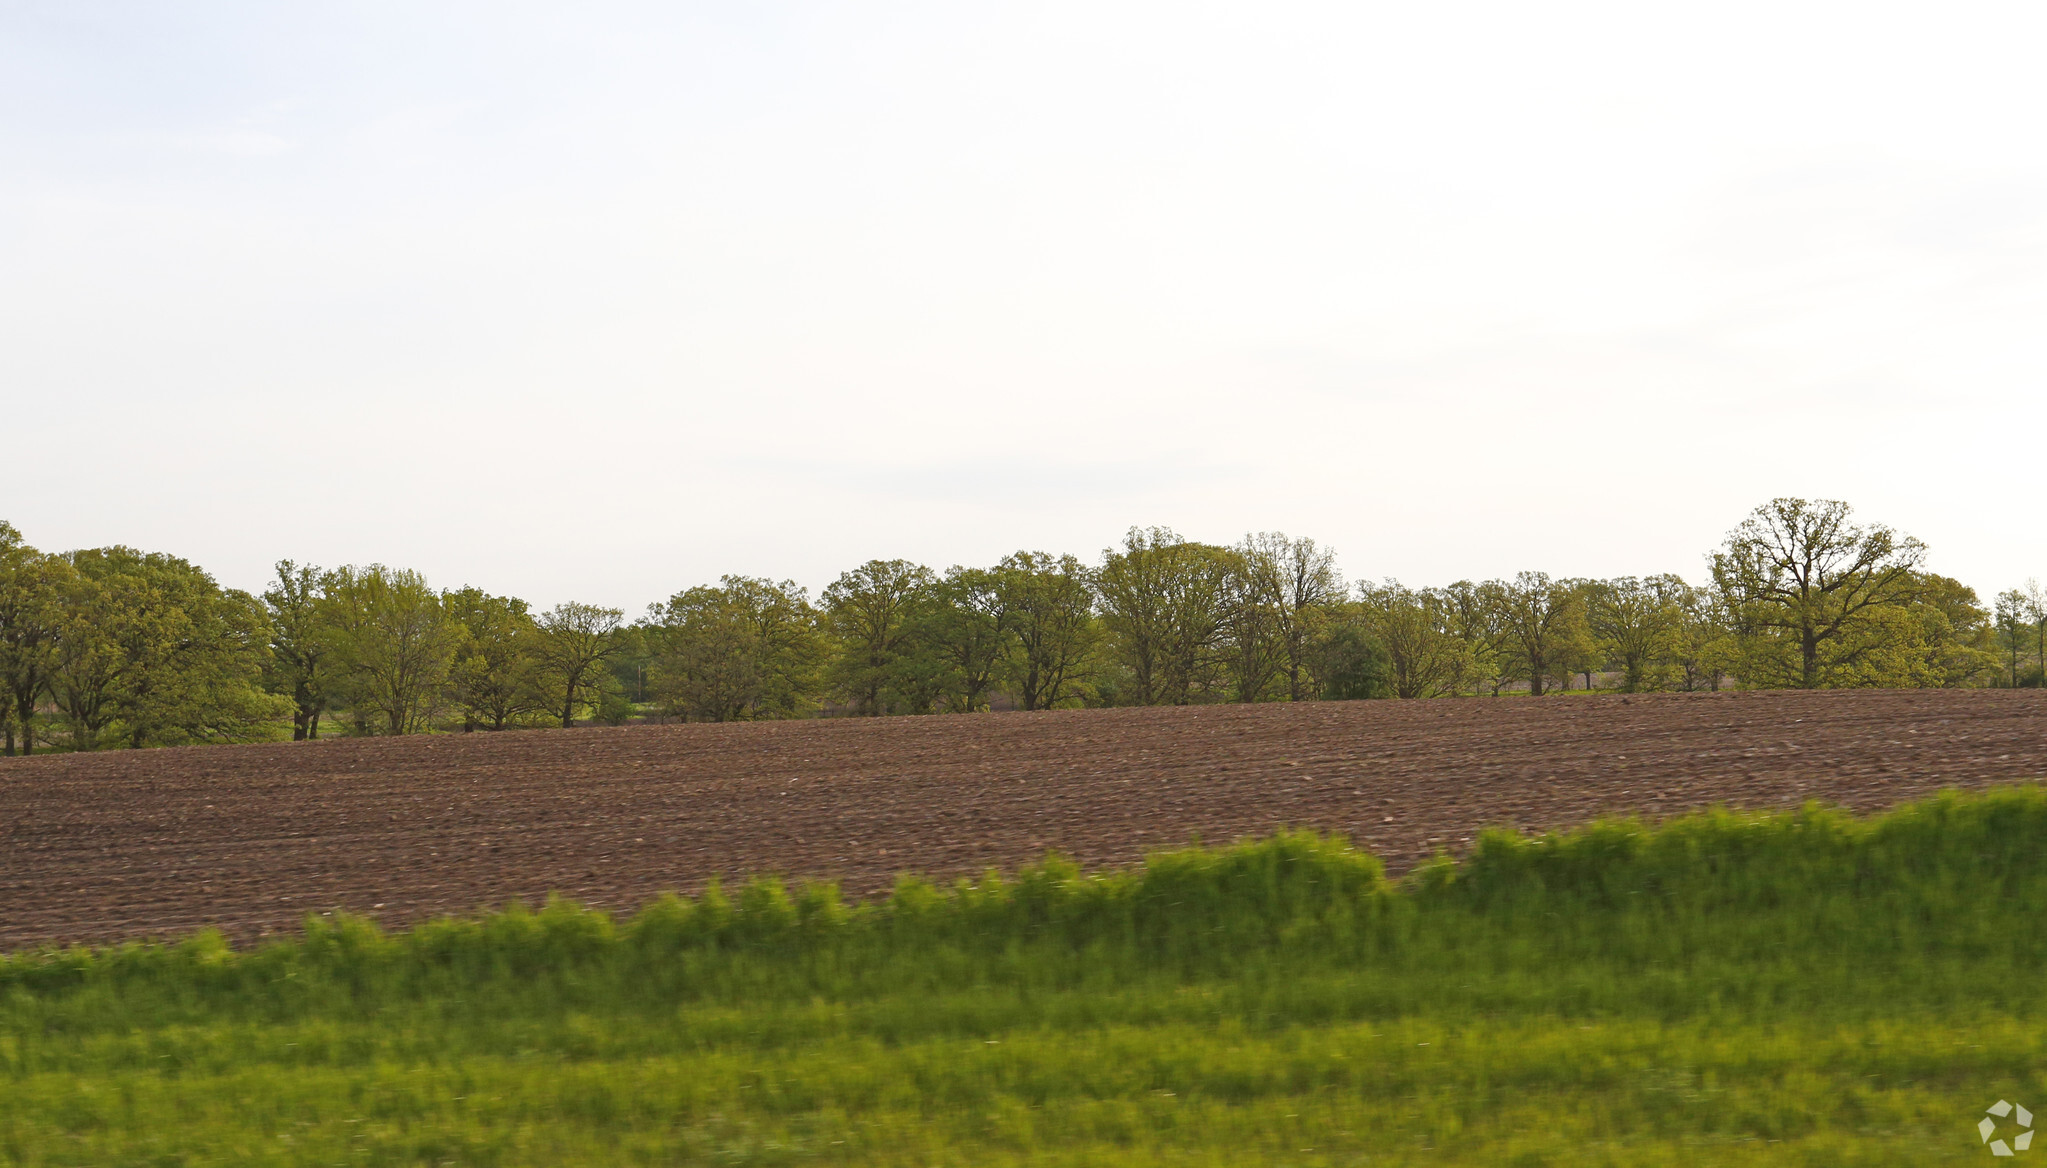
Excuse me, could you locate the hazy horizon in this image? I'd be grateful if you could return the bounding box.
[6,2,2044,610]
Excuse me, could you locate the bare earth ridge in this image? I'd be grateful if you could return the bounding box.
[3,689,2045,951]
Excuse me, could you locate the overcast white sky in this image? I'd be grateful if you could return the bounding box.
[3,1,2044,610]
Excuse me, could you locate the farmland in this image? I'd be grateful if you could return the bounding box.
[7,786,2047,1163]
[5,690,2047,1164]
[3,688,2045,950]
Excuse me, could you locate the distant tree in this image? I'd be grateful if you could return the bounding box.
[649,585,756,721]
[1485,571,1592,696]
[262,560,333,740]
[1995,588,2029,687]
[1096,528,1241,705]
[992,551,1097,711]
[1587,575,1688,693]
[914,567,1008,713]
[2030,580,2047,685]
[0,524,66,756]
[1237,533,1343,702]
[47,547,279,750]
[321,565,460,735]
[1710,498,1926,689]
[649,576,822,721]
[823,560,935,716]
[1441,580,1508,695]
[1354,581,1467,699]
[1313,622,1393,700]
[45,565,125,750]
[444,586,543,731]
[534,602,626,728]
[1883,574,1997,689]
[604,623,656,706]
[1224,571,1288,704]
[1671,585,1734,692]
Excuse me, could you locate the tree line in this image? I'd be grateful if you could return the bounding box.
[1,498,2041,755]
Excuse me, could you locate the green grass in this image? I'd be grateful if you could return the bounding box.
[6,787,2047,1165]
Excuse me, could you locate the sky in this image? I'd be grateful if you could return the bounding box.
[3,1,2044,612]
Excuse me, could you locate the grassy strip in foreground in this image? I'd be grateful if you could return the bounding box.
[6,786,2047,1165]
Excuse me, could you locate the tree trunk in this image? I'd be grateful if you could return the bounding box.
[1802,629,1821,689]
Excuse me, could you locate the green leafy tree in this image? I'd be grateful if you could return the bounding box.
[992,551,1097,711]
[605,624,656,707]
[1587,575,1689,693]
[1442,579,1508,695]
[1312,622,1394,700]
[1485,571,1592,696]
[1096,528,1242,706]
[2029,580,2047,685]
[1355,580,1469,699]
[823,560,935,716]
[1223,565,1287,703]
[1995,588,2029,687]
[534,602,626,728]
[1711,498,1927,689]
[262,561,333,740]
[0,524,67,756]
[650,576,822,721]
[1882,574,1996,689]
[444,587,543,731]
[320,565,460,735]
[913,567,1008,713]
[1672,585,1735,691]
[47,547,279,750]
[1236,532,1342,702]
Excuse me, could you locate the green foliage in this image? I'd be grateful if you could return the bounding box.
[822,560,936,715]
[2,498,2038,751]
[1312,621,1393,700]
[9,789,2047,1162]
[442,587,545,731]
[909,567,1007,713]
[318,564,460,735]
[649,576,823,721]
[1712,497,1930,689]
[1226,532,1342,703]
[1355,580,1469,699]
[991,551,1097,710]
[532,601,626,728]
[592,688,639,725]
[1485,571,1596,695]
[1096,527,1243,705]
[1586,574,1689,692]
[0,529,66,755]
[260,561,334,740]
[45,546,284,749]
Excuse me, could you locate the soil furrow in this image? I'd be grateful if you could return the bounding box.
[2,689,2044,949]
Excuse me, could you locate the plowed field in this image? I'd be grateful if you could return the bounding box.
[3,689,2044,950]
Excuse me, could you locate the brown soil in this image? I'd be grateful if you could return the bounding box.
[3,689,2044,951]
